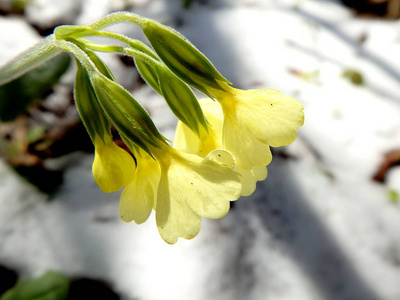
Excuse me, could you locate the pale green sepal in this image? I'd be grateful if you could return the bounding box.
[141,20,230,97]
[157,66,208,135]
[74,61,110,144]
[0,35,62,85]
[90,72,166,153]
[135,59,162,95]
[135,55,208,135]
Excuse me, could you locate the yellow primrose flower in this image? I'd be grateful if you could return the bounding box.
[119,148,161,224]
[154,146,241,244]
[119,142,241,244]
[207,83,304,170]
[174,98,268,197]
[92,136,135,193]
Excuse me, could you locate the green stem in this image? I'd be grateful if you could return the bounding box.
[55,12,151,41]
[55,12,148,40]
[76,38,163,69]
[85,12,147,30]
[54,39,97,75]
[82,30,158,59]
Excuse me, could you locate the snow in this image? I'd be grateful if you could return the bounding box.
[0,17,41,63]
[1,0,400,299]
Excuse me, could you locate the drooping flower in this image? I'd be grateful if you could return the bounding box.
[153,146,241,244]
[65,16,303,242]
[207,83,305,170]
[80,62,241,244]
[119,147,160,224]
[119,143,242,244]
[73,59,135,193]
[92,137,135,193]
[0,11,305,245]
[141,18,304,170]
[174,98,268,197]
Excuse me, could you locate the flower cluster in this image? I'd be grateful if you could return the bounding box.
[0,12,304,244]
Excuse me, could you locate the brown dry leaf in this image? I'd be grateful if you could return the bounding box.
[373,148,400,182]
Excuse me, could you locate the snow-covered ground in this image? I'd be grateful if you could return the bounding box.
[1,0,400,299]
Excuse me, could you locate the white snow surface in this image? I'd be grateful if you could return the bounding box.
[1,0,400,299]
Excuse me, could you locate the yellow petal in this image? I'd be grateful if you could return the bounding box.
[252,165,268,181]
[92,138,135,193]
[156,171,202,244]
[174,98,269,195]
[119,151,161,224]
[173,99,223,157]
[173,120,200,154]
[171,151,241,219]
[223,114,272,169]
[155,149,241,244]
[199,98,224,132]
[233,165,268,197]
[232,88,305,147]
[234,166,257,197]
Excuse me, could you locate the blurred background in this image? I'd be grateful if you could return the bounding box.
[1,0,400,299]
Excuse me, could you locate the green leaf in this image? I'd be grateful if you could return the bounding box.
[0,271,70,300]
[141,20,230,97]
[26,124,48,143]
[0,53,71,122]
[0,35,62,86]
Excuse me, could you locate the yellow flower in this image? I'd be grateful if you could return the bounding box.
[174,98,268,196]
[208,83,305,170]
[234,165,268,196]
[154,147,241,244]
[119,148,161,224]
[118,143,241,244]
[92,136,135,193]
